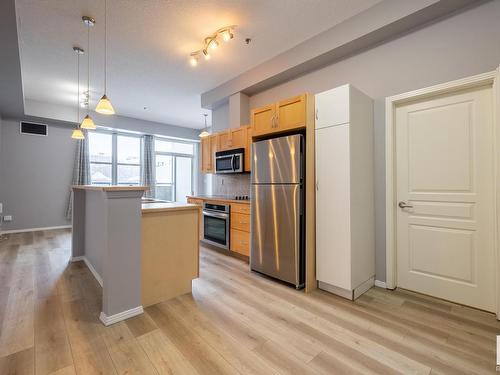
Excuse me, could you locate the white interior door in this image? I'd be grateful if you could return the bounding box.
[395,85,495,312]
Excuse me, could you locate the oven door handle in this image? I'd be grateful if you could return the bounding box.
[203,210,229,219]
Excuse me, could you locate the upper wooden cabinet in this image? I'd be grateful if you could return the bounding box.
[201,134,218,173]
[251,104,276,137]
[251,94,308,137]
[218,126,248,151]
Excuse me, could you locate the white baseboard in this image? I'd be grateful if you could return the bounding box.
[71,256,103,287]
[374,280,387,289]
[353,277,375,299]
[0,225,71,235]
[99,306,144,326]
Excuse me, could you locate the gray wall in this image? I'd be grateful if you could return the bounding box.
[212,102,230,132]
[0,118,76,231]
[247,0,500,282]
[0,115,204,231]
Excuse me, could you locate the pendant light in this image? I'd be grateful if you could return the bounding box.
[199,114,210,138]
[95,0,115,115]
[72,46,85,140]
[81,16,96,129]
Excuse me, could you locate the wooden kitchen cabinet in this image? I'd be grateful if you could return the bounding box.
[218,126,248,151]
[231,212,251,232]
[231,228,250,256]
[201,134,218,173]
[276,94,307,132]
[230,202,251,257]
[251,104,276,137]
[245,125,252,172]
[217,130,232,151]
[251,94,308,137]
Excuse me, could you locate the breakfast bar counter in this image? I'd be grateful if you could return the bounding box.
[71,185,200,325]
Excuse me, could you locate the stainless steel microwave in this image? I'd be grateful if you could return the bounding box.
[215,148,244,174]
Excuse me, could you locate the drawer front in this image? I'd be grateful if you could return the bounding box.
[231,228,250,256]
[231,212,250,232]
[231,203,251,215]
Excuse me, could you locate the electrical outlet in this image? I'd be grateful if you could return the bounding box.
[3,215,12,222]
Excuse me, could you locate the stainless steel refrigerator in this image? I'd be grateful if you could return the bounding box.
[250,134,305,289]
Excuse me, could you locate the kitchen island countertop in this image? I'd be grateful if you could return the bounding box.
[141,202,200,213]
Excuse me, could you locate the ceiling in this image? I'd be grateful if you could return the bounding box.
[16,0,381,129]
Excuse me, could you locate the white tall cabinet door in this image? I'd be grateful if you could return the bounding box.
[315,85,350,129]
[395,85,495,312]
[316,124,351,289]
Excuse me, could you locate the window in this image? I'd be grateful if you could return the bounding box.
[117,135,141,185]
[154,138,194,203]
[89,132,141,185]
[89,132,113,185]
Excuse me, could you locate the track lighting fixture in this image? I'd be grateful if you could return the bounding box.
[189,26,236,67]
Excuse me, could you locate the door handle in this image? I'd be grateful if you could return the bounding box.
[398,201,413,209]
[315,109,318,120]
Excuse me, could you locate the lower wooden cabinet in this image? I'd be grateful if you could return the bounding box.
[230,203,250,256]
[230,228,250,256]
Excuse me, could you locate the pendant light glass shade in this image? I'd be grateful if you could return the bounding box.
[96,94,115,115]
[80,114,96,129]
[199,113,210,138]
[72,128,85,140]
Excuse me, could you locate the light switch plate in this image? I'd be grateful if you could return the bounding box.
[3,215,12,222]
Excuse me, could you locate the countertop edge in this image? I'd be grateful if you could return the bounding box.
[141,202,201,214]
[187,196,251,204]
[73,185,149,192]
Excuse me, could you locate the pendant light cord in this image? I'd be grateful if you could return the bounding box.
[104,0,107,94]
[87,21,91,114]
[77,52,80,124]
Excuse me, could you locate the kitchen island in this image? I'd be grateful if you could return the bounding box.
[71,185,200,325]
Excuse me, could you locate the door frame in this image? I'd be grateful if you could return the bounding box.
[385,66,500,317]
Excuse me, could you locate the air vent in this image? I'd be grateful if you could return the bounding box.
[20,121,48,136]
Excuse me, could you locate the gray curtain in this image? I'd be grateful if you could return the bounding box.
[142,134,155,198]
[65,135,90,219]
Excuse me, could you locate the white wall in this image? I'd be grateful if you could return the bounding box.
[247,0,500,281]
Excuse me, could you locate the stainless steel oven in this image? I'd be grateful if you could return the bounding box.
[202,202,230,249]
[215,148,244,174]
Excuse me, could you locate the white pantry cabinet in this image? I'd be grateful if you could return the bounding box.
[315,84,375,300]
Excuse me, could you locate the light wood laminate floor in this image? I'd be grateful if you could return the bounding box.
[0,229,499,374]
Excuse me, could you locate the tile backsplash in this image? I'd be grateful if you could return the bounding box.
[212,174,251,196]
